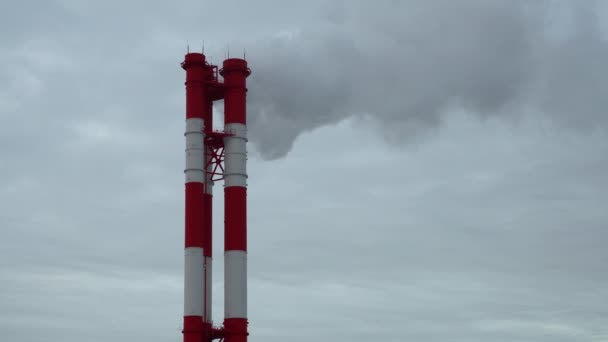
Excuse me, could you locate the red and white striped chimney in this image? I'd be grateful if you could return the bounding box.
[182,52,207,342]
[221,58,251,342]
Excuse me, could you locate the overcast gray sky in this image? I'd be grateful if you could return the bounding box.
[1,1,607,341]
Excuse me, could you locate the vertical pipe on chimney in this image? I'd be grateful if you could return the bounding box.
[203,98,214,329]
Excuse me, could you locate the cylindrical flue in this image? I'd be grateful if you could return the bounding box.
[221,58,251,342]
[182,52,208,342]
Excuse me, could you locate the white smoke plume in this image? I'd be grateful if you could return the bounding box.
[241,1,608,159]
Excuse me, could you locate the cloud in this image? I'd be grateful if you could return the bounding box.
[1,1,607,342]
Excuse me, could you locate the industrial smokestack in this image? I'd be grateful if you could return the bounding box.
[221,58,251,342]
[180,52,251,342]
[181,52,208,342]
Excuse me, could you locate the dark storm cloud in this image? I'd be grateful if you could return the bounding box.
[243,1,608,158]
